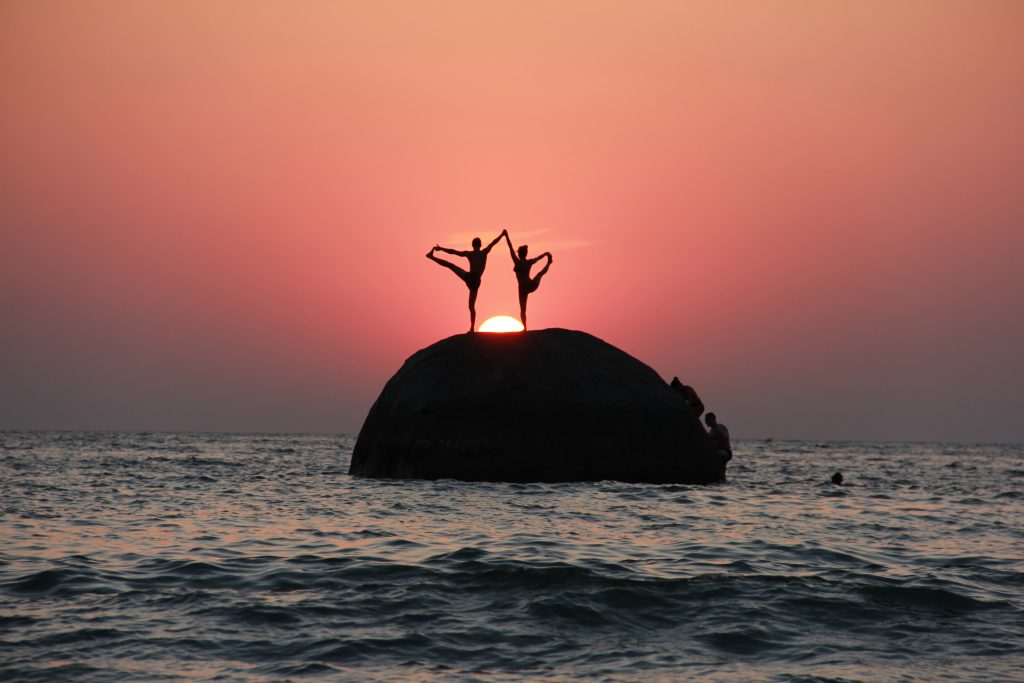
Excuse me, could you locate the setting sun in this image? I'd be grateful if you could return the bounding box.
[478,316,525,333]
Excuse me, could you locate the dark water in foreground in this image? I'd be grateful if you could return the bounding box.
[1,432,1021,682]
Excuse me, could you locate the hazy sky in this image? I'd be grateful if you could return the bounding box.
[2,1,1022,441]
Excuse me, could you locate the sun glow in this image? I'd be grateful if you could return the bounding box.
[479,315,525,333]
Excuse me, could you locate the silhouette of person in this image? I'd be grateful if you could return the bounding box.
[505,233,552,330]
[705,412,732,463]
[428,230,506,333]
[670,377,705,418]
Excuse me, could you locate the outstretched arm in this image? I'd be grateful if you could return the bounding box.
[504,232,518,262]
[527,252,551,266]
[483,229,507,253]
[436,245,467,256]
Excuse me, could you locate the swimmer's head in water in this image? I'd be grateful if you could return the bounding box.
[518,245,528,259]
[472,237,482,250]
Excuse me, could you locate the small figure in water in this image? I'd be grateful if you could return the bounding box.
[670,377,705,418]
[705,412,732,463]
[428,230,506,333]
[505,233,552,330]
[831,472,844,486]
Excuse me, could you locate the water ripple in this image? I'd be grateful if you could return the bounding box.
[0,431,1020,682]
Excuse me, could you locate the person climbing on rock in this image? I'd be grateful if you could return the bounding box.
[670,377,705,418]
[504,232,552,330]
[705,412,732,463]
[428,229,506,333]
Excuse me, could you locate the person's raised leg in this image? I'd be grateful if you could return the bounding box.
[427,251,470,280]
[530,254,552,289]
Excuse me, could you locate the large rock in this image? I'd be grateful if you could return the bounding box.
[350,328,725,484]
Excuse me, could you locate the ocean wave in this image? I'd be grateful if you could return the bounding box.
[1,433,1021,681]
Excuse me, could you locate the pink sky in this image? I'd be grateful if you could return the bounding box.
[2,1,1022,440]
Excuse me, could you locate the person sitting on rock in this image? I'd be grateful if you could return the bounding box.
[428,229,506,333]
[504,233,552,331]
[670,377,705,418]
[705,412,732,463]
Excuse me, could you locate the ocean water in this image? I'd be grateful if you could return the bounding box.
[1,432,1021,682]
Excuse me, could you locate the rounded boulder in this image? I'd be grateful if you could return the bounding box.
[349,328,725,484]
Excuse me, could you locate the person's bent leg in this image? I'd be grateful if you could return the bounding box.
[531,257,552,289]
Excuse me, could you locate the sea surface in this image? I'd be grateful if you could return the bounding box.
[1,432,1021,682]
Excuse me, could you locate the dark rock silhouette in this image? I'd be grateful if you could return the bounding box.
[350,328,726,484]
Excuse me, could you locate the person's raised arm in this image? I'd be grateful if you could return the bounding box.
[504,231,518,262]
[435,245,465,256]
[483,229,506,253]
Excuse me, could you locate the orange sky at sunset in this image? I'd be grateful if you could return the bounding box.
[2,1,1022,441]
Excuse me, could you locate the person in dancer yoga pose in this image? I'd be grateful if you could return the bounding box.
[504,233,552,330]
[427,230,506,333]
